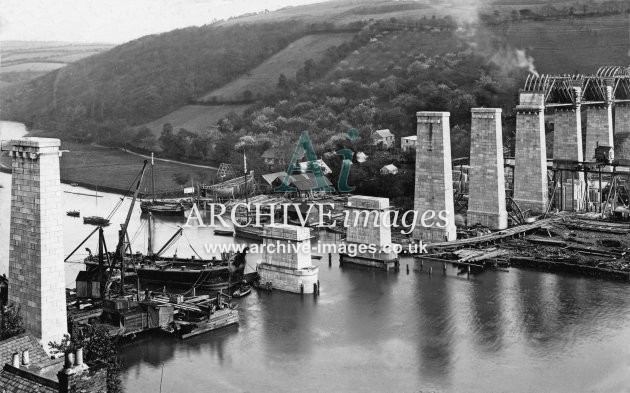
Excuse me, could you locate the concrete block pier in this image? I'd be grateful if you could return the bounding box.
[467,108,507,230]
[513,92,549,214]
[413,111,456,242]
[256,224,319,294]
[340,195,398,269]
[8,138,68,349]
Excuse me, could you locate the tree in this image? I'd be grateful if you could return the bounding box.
[49,325,122,393]
[277,73,290,92]
[0,304,25,340]
[132,127,157,150]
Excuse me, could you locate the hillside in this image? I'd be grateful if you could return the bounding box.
[1,0,628,150]
[199,33,356,103]
[141,104,251,136]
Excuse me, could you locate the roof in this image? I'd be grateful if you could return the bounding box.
[401,135,418,141]
[261,171,287,186]
[372,129,394,139]
[0,365,57,393]
[287,173,333,192]
[0,334,49,366]
[76,270,100,282]
[0,334,57,393]
[381,164,398,171]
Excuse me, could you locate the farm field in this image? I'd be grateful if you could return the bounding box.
[1,141,216,194]
[0,41,113,84]
[198,33,356,103]
[141,104,251,136]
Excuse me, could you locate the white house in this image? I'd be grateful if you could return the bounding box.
[380,164,398,175]
[401,135,418,152]
[371,129,395,149]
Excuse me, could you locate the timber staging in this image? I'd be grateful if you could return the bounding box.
[419,213,630,281]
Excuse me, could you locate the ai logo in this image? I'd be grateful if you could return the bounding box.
[274,129,358,193]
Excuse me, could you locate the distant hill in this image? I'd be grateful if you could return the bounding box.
[0,41,113,86]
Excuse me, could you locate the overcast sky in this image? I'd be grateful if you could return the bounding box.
[0,0,327,44]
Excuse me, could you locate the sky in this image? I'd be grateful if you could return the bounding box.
[0,0,328,44]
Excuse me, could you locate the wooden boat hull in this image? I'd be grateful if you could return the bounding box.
[234,226,263,241]
[213,229,234,237]
[84,259,240,290]
[178,309,239,339]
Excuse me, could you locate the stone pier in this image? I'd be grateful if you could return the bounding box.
[341,195,398,269]
[584,86,614,161]
[467,108,507,230]
[513,92,548,214]
[8,138,67,349]
[614,104,630,160]
[257,224,318,294]
[553,87,585,211]
[413,111,456,242]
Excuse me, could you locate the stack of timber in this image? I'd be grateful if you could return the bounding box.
[426,217,560,252]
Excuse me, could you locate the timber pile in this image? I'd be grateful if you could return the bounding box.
[427,217,560,251]
[453,248,510,263]
[562,219,630,235]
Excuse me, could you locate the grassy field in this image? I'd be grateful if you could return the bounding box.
[0,142,216,194]
[499,14,630,74]
[59,142,216,194]
[141,104,251,135]
[0,41,113,84]
[198,33,356,103]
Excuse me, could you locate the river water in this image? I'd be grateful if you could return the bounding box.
[1,121,630,392]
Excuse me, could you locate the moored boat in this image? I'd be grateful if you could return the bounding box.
[214,229,234,237]
[233,225,263,241]
[232,284,251,298]
[176,304,239,339]
[67,210,80,217]
[83,216,110,226]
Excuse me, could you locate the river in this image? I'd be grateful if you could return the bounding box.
[1,121,630,392]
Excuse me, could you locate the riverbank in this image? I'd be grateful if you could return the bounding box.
[0,140,217,195]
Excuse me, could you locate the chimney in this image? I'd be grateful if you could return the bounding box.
[58,349,108,393]
[75,347,84,366]
[11,352,20,368]
[21,349,30,366]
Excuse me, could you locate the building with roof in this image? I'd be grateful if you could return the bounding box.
[401,135,418,152]
[0,335,107,393]
[380,164,399,175]
[261,147,288,167]
[262,172,333,196]
[371,129,395,149]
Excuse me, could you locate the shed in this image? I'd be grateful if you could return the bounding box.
[380,164,398,175]
[75,270,101,299]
